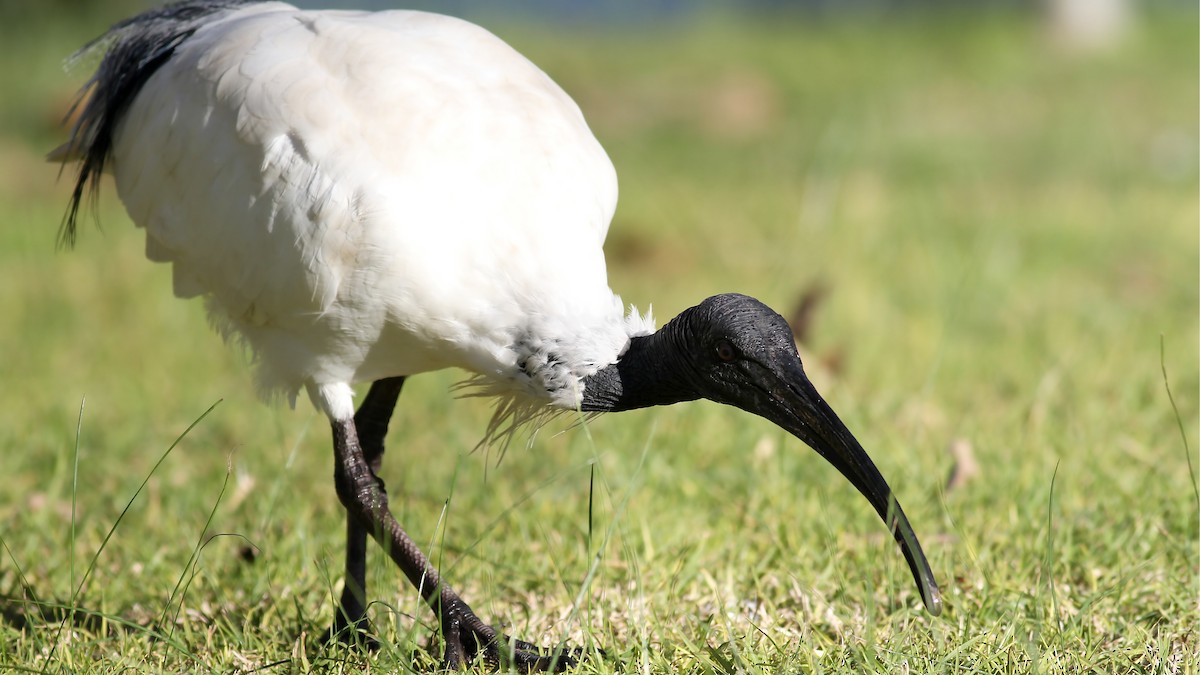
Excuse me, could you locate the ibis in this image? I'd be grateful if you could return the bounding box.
[56,0,942,669]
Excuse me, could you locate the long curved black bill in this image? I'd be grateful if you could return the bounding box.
[749,362,943,615]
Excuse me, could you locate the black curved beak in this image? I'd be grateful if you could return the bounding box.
[740,358,943,615]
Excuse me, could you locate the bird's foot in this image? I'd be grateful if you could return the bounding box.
[440,616,584,672]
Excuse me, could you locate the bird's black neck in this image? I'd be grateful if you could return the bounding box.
[578,320,700,413]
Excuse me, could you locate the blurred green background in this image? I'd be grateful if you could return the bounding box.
[0,1,1196,672]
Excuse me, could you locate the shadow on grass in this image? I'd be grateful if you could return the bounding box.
[0,577,344,672]
[0,583,135,638]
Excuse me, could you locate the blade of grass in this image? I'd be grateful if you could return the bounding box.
[426,451,463,664]
[545,412,655,670]
[1160,336,1198,515]
[0,530,40,641]
[1044,460,1060,630]
[47,399,222,665]
[12,596,198,660]
[160,453,235,646]
[69,396,82,617]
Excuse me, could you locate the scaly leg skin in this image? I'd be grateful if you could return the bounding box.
[326,376,407,649]
[330,388,581,671]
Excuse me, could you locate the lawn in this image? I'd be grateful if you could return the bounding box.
[0,4,1196,673]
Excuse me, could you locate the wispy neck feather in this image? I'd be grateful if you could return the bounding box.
[458,300,656,452]
[579,321,699,413]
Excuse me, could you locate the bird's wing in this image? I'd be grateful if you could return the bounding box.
[108,5,625,390]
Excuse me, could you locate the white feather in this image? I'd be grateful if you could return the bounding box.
[109,3,655,425]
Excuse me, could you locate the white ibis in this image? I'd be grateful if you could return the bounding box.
[56,0,942,669]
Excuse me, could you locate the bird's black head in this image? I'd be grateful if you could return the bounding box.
[580,293,943,616]
[665,293,805,407]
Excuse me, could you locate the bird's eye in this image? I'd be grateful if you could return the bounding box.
[715,340,736,362]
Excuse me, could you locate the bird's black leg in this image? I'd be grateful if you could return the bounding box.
[327,376,406,648]
[330,405,579,671]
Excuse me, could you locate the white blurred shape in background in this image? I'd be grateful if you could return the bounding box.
[1047,0,1133,51]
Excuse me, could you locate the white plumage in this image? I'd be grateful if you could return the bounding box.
[106,2,651,423]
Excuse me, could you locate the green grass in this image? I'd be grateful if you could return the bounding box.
[0,6,1196,674]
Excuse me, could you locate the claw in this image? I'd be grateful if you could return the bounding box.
[438,623,583,672]
[493,634,581,672]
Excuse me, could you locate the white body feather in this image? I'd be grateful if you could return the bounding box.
[108,2,653,421]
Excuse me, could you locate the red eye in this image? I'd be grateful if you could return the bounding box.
[716,340,736,362]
